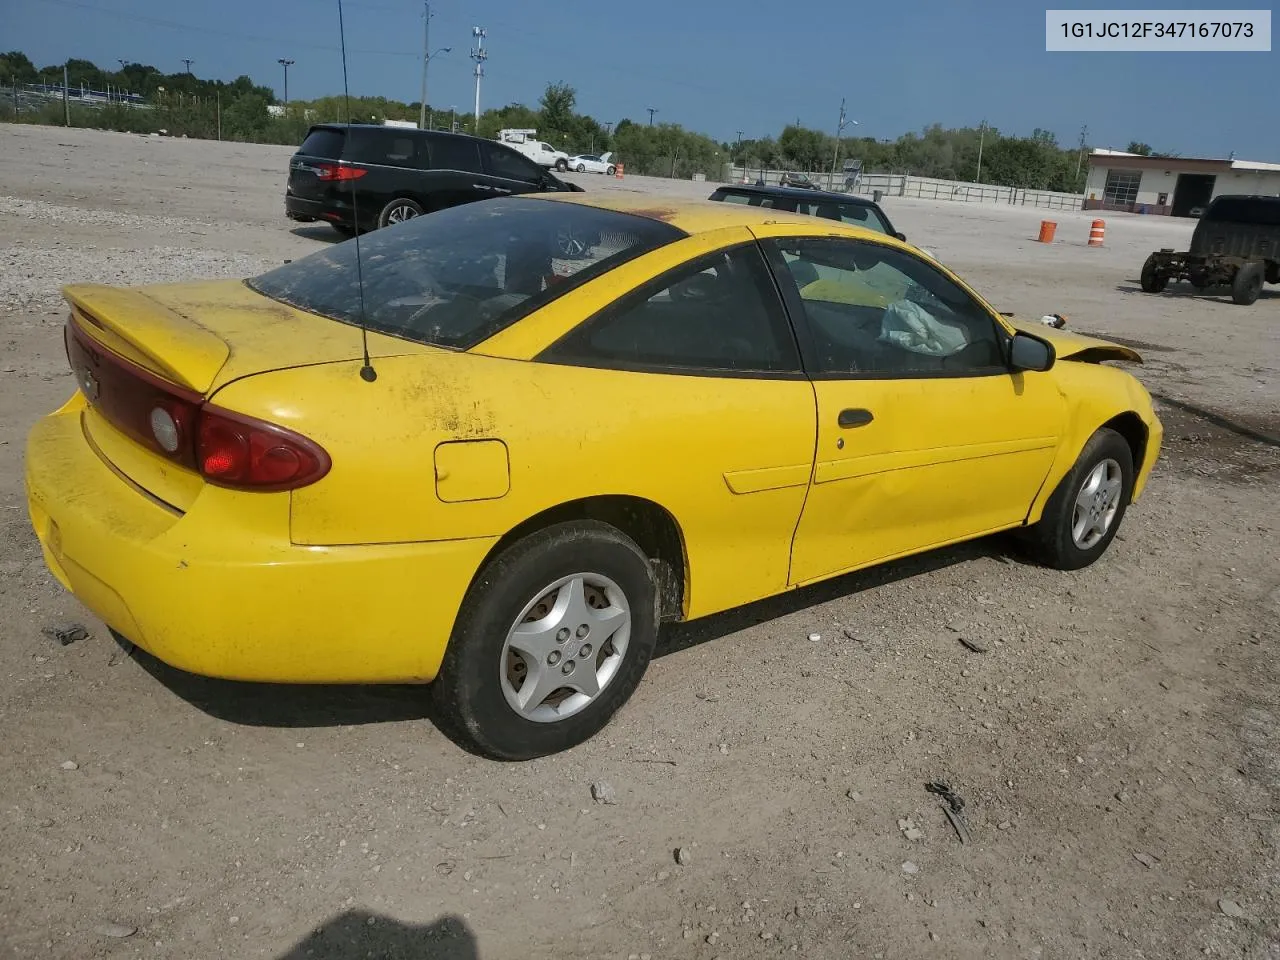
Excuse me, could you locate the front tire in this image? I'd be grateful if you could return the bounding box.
[575,163,586,173]
[377,197,423,229]
[1232,262,1264,305]
[555,159,569,172]
[1027,428,1134,571]
[430,521,658,761]
[1140,255,1167,293]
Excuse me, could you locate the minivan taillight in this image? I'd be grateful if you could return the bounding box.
[313,162,367,181]
[66,318,331,493]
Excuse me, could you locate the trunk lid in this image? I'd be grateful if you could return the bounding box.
[288,126,349,203]
[64,278,426,511]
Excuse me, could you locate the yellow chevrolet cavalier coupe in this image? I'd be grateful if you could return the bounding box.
[26,193,1162,759]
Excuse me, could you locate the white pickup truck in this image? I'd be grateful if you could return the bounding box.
[497,129,571,172]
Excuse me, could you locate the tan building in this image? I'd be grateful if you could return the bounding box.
[1084,148,1280,218]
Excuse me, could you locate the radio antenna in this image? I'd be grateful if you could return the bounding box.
[337,0,377,382]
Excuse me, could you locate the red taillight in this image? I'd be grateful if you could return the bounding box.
[313,162,366,181]
[197,407,328,492]
[67,317,330,493]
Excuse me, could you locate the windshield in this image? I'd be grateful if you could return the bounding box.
[248,198,685,349]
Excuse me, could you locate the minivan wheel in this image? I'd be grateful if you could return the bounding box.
[377,197,424,229]
[555,158,569,172]
[429,521,658,761]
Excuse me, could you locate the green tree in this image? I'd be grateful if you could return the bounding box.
[1126,141,1153,155]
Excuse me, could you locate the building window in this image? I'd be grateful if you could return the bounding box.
[1103,169,1142,206]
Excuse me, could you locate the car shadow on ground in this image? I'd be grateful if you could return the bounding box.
[119,535,1032,732]
[273,910,479,960]
[1113,280,1279,303]
[289,223,346,244]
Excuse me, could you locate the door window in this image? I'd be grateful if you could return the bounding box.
[482,142,543,183]
[541,244,801,375]
[427,136,483,173]
[769,238,1006,376]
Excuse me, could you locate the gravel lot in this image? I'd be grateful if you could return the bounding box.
[0,123,1276,960]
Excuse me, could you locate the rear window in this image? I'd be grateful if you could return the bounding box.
[247,198,686,350]
[798,200,891,234]
[1204,196,1280,226]
[298,127,346,159]
[429,136,483,173]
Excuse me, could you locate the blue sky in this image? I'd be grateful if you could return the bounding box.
[6,0,1276,159]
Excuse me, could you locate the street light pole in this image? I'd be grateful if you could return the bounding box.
[419,45,451,130]
[646,106,657,126]
[418,1,430,128]
[277,58,294,109]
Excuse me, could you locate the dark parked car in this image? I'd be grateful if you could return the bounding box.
[778,171,818,189]
[285,124,582,237]
[709,184,906,239]
[1140,194,1280,305]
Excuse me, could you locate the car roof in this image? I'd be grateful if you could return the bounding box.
[712,183,879,206]
[308,123,485,145]
[535,192,888,239]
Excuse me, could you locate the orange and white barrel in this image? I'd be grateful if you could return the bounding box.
[615,163,625,180]
[1088,219,1105,246]
[1037,220,1057,243]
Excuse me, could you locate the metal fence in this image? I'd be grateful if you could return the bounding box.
[729,166,1084,212]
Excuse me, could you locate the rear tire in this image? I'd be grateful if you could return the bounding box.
[575,163,586,172]
[1026,428,1134,571]
[430,521,658,761]
[1232,262,1264,305]
[1140,255,1167,293]
[377,197,424,229]
[606,165,616,177]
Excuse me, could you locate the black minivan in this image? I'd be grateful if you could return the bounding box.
[285,124,583,236]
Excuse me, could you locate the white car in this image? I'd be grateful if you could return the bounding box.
[567,152,616,175]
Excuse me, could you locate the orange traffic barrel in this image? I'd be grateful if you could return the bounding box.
[1037,220,1057,243]
[1088,219,1105,246]
[615,163,625,180]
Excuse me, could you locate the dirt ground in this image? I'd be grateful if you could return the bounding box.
[0,124,1276,960]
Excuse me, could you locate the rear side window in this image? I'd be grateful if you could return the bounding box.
[429,136,483,173]
[800,201,891,234]
[541,244,801,375]
[343,130,426,168]
[298,128,346,159]
[247,198,686,350]
[712,191,751,205]
[482,143,542,182]
[1204,197,1280,226]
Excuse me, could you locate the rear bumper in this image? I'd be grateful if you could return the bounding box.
[286,195,344,226]
[25,398,497,684]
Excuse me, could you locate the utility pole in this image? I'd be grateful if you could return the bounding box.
[975,118,987,183]
[450,105,456,133]
[277,58,294,108]
[216,88,222,140]
[182,58,194,74]
[116,59,127,103]
[63,62,70,126]
[646,106,657,126]
[1075,123,1088,185]
[829,98,857,189]
[470,26,487,128]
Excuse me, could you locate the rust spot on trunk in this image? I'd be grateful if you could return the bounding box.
[625,207,679,223]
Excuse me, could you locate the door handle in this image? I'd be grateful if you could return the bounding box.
[837,408,874,428]
[471,183,494,191]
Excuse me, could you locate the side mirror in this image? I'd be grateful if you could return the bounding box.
[894,231,907,241]
[1009,331,1055,372]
